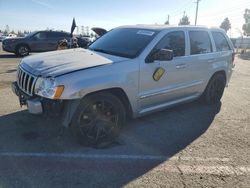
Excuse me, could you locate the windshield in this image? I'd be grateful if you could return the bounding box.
[89,28,158,58]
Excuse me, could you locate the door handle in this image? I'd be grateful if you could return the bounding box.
[176,64,187,69]
[208,58,216,63]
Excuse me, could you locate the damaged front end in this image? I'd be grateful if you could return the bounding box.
[12,66,80,127]
[12,80,64,115]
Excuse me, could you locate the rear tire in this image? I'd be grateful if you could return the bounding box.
[201,74,226,105]
[16,45,30,57]
[71,92,126,148]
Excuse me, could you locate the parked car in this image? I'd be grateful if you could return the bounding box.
[12,25,235,147]
[76,36,92,48]
[92,27,107,37]
[5,33,17,39]
[2,30,71,56]
[77,27,108,49]
[0,35,7,42]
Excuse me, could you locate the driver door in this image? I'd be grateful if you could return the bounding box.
[138,30,198,113]
[29,31,48,52]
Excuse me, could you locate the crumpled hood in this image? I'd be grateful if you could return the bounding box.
[20,48,127,77]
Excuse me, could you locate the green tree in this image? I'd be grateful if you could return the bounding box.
[179,13,190,25]
[220,18,231,33]
[242,9,250,36]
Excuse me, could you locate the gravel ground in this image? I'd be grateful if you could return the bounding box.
[0,43,249,188]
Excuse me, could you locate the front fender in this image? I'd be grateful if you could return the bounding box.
[56,61,139,116]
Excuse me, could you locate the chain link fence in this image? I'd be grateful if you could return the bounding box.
[233,37,250,54]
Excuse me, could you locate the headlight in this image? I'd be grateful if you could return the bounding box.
[34,77,64,99]
[3,39,16,45]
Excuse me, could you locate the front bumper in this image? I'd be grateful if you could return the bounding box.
[2,44,14,53]
[12,82,64,116]
[12,81,42,114]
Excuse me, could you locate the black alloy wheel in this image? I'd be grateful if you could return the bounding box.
[202,74,226,105]
[17,45,29,56]
[71,92,126,147]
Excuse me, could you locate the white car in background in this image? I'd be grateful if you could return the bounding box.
[0,34,17,41]
[5,34,17,39]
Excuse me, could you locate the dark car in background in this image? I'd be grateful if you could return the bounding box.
[77,28,108,48]
[2,30,70,56]
[76,36,92,48]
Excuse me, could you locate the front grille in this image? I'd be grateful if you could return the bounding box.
[17,66,36,96]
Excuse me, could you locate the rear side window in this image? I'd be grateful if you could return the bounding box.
[154,31,185,57]
[48,32,69,39]
[56,32,70,38]
[47,32,57,39]
[212,32,231,51]
[189,31,212,55]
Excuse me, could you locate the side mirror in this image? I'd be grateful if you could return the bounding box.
[154,49,174,61]
[146,49,174,63]
[32,36,38,41]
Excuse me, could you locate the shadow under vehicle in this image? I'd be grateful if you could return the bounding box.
[0,101,221,187]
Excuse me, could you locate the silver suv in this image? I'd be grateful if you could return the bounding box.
[12,25,235,146]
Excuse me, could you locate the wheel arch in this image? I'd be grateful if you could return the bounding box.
[210,70,227,83]
[84,87,133,119]
[15,43,31,52]
[62,87,134,127]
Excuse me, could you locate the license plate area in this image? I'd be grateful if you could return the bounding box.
[12,82,31,106]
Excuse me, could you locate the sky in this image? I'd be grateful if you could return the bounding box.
[0,0,249,37]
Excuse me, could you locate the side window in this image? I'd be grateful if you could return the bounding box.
[33,32,47,40]
[58,32,70,38]
[212,32,231,51]
[48,32,58,39]
[189,31,212,55]
[154,31,185,57]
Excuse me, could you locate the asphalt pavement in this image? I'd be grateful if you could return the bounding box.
[0,44,250,187]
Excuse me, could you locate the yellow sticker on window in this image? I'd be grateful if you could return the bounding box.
[153,67,165,81]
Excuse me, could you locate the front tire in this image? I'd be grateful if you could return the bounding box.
[16,45,30,57]
[71,92,126,147]
[202,74,226,105]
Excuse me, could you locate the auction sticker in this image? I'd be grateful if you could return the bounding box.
[137,30,155,36]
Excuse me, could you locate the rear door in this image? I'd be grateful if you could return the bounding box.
[183,29,216,93]
[211,31,234,82]
[47,32,65,51]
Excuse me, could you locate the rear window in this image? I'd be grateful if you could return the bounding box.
[189,31,212,55]
[212,32,231,51]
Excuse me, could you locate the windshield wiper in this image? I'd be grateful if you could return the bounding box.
[91,48,112,54]
[90,48,133,58]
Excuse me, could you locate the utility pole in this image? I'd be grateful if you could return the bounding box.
[81,26,84,35]
[195,0,201,25]
[76,26,79,35]
[165,15,170,25]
